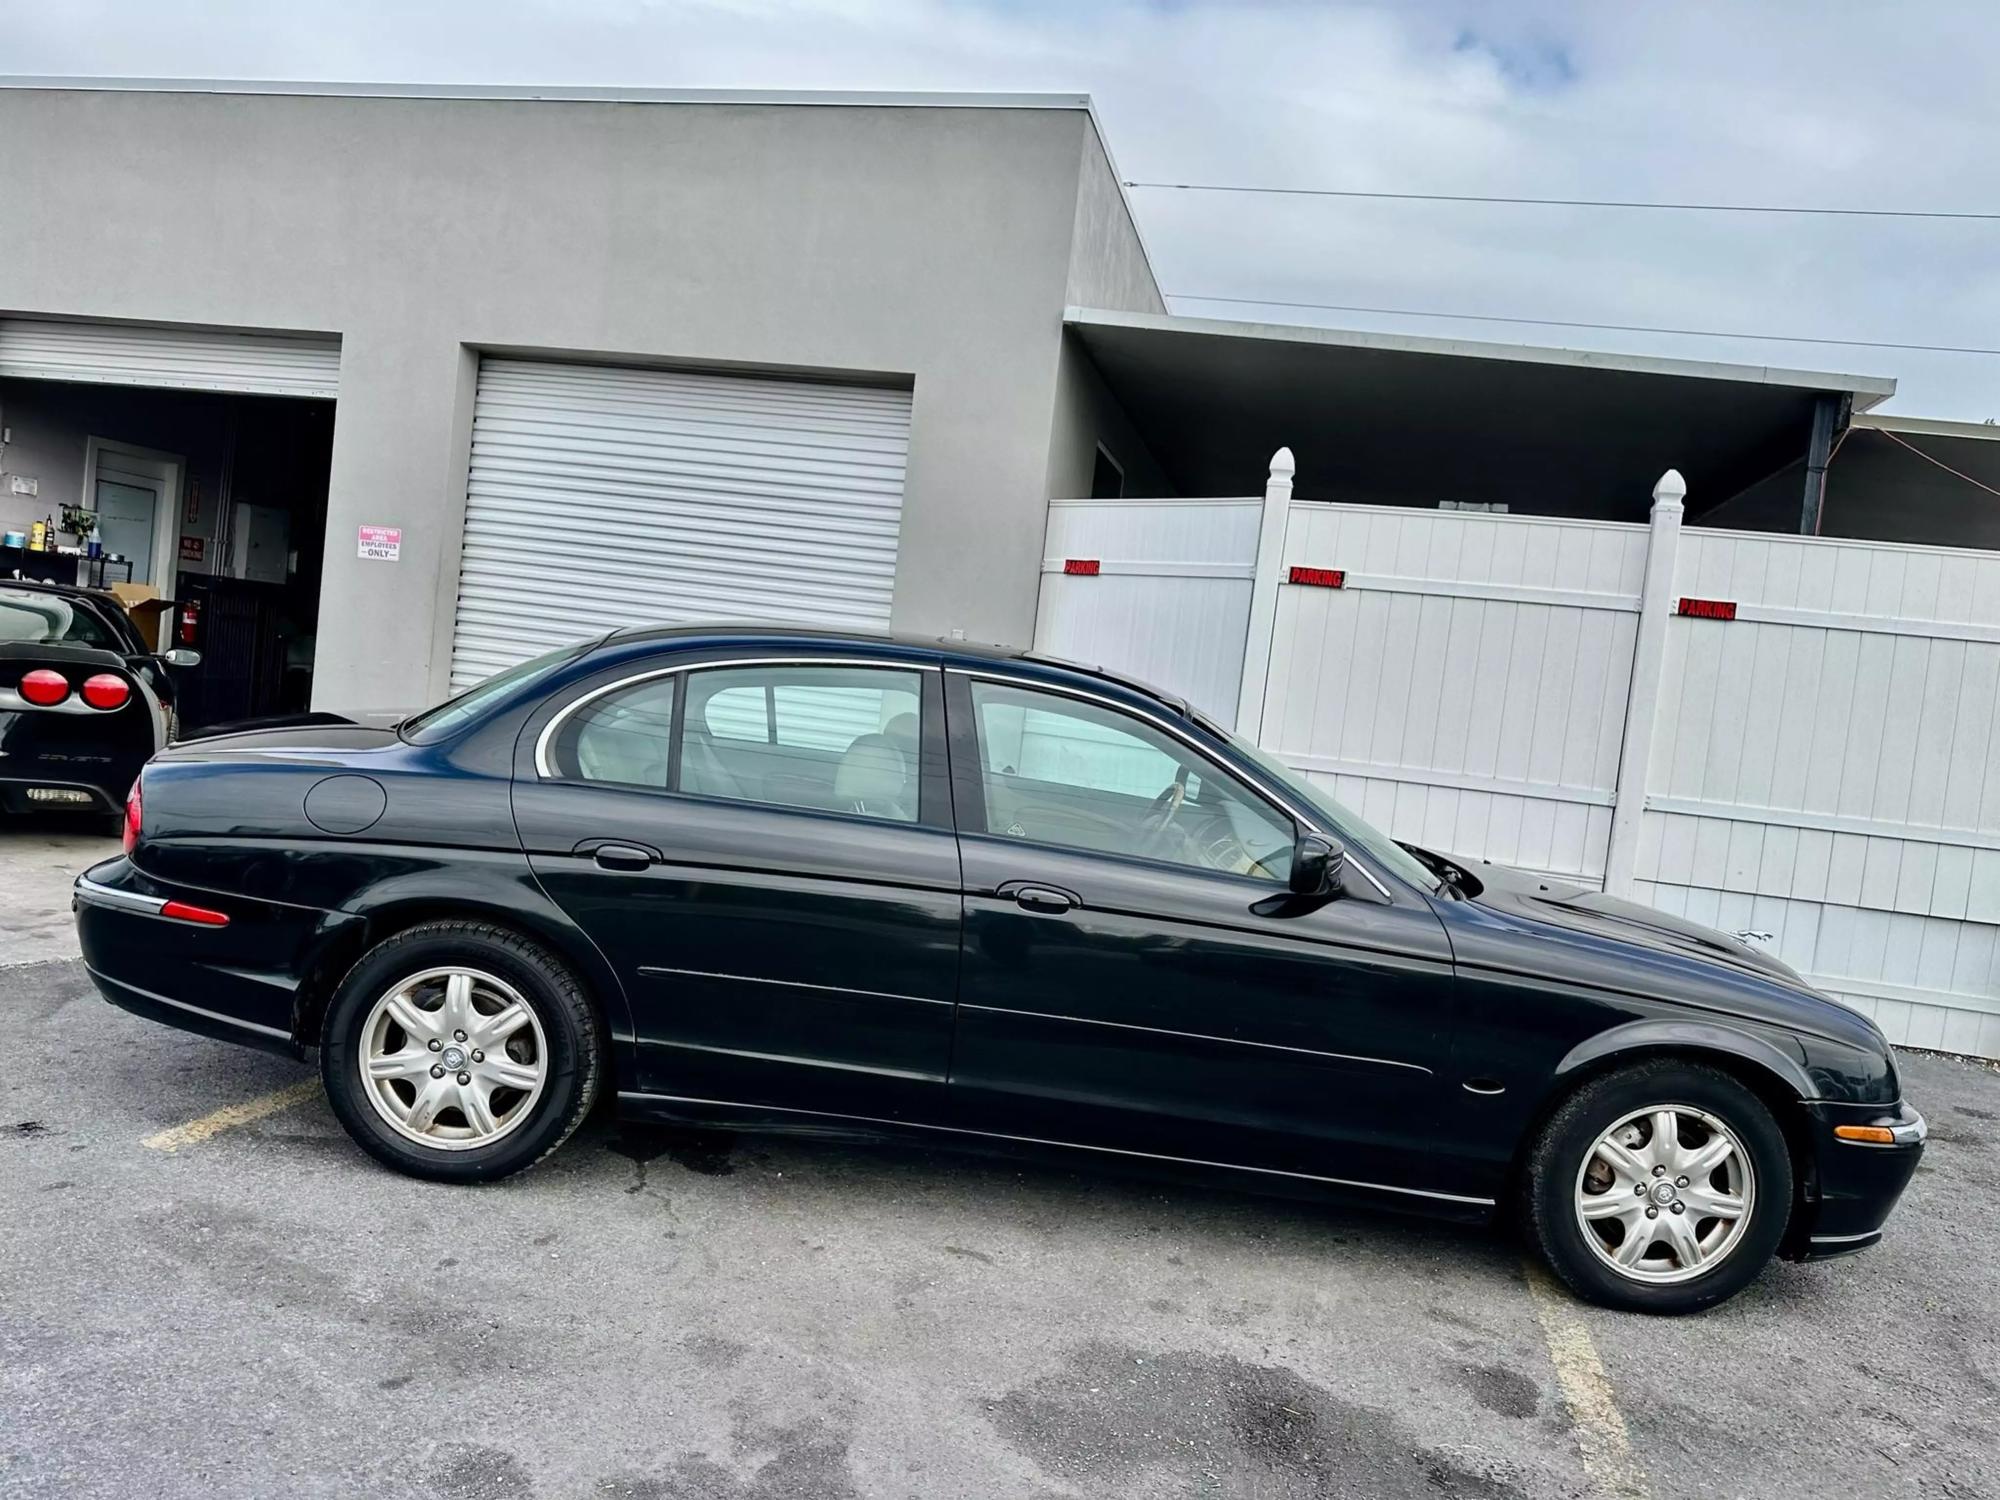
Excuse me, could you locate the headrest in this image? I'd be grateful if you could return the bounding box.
[833,733,908,810]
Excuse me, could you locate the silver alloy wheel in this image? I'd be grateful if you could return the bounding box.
[358,967,548,1152]
[1574,1104,1756,1285]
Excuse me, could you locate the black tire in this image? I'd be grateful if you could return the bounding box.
[1523,1059,1793,1314]
[320,920,603,1183]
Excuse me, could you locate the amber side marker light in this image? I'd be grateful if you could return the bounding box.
[1834,1125,1898,1145]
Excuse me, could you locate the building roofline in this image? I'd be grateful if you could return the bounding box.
[0,76,1093,110]
[1853,411,2000,443]
[1066,305,1899,406]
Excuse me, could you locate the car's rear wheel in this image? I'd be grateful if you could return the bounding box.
[321,921,602,1183]
[1524,1059,1792,1314]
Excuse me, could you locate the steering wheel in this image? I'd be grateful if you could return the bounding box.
[1137,771,1189,854]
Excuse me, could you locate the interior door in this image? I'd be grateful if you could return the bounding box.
[514,656,962,1122]
[93,477,159,585]
[944,673,1470,1203]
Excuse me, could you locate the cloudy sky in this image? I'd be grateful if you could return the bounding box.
[8,0,1998,420]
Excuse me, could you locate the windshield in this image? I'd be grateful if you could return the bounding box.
[0,589,120,650]
[1224,731,1443,893]
[400,641,588,744]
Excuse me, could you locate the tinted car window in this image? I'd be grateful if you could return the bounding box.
[683,664,922,823]
[0,589,121,650]
[545,676,676,788]
[969,680,1292,881]
[402,642,587,744]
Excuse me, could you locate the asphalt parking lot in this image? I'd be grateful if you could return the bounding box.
[3,822,1997,1500]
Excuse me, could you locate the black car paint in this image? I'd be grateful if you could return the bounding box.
[0,580,177,813]
[74,626,1923,1254]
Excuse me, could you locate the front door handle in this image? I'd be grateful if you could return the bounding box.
[1000,881,1079,914]
[590,842,658,872]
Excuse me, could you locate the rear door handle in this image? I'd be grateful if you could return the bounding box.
[587,842,659,872]
[999,881,1079,914]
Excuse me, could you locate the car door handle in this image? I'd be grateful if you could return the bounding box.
[588,842,659,872]
[999,881,1079,914]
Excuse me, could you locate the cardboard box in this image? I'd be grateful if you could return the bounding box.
[109,583,176,653]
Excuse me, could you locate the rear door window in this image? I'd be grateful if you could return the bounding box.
[682,664,924,823]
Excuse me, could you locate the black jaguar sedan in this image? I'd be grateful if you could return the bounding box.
[74,625,1925,1312]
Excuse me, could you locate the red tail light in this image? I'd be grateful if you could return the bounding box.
[160,899,229,928]
[19,669,69,706]
[123,779,143,854]
[81,674,131,711]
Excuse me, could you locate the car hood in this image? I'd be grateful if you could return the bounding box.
[1465,861,1806,988]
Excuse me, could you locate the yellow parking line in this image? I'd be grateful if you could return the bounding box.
[141,1080,321,1152]
[1524,1261,1653,1500]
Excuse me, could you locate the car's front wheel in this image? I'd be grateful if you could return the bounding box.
[321,921,602,1183]
[1524,1059,1793,1313]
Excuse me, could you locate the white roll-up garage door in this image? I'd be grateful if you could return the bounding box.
[0,318,340,398]
[448,358,912,690]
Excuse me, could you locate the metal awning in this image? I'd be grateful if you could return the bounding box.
[1065,307,1896,521]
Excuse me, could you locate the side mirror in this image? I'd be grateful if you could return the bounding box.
[1289,833,1345,896]
[164,649,202,668]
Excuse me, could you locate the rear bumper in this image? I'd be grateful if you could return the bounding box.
[1788,1099,1927,1261]
[74,856,357,1058]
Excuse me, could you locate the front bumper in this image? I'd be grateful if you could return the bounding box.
[1790,1099,1927,1260]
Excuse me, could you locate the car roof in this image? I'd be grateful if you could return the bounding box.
[599,621,1198,719]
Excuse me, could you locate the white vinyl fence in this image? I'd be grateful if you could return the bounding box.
[1033,451,2000,1058]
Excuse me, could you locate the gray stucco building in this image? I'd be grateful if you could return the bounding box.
[0,81,1163,714]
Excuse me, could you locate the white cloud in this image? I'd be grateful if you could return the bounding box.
[6,0,1997,417]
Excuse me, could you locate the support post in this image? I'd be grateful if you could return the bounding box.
[1798,392,1841,535]
[1233,446,1295,740]
[1602,468,1685,896]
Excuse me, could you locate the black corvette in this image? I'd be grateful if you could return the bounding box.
[1,579,196,818]
[74,625,1924,1312]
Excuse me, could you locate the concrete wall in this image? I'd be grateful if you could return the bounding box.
[1043,333,1174,502]
[1063,123,1165,317]
[0,87,1136,710]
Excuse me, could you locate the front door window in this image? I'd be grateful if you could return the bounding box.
[967,680,1292,881]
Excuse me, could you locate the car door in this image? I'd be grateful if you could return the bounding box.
[513,651,961,1122]
[943,671,1471,1205]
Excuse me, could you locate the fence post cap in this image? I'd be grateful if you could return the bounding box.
[1269,447,1296,481]
[1652,468,1687,506]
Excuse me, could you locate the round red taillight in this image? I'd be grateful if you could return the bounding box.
[18,669,69,706]
[81,674,131,711]
[123,778,143,854]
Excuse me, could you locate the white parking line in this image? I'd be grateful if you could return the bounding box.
[141,1080,321,1151]
[1525,1261,1653,1500]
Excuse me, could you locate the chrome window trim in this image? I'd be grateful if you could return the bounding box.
[620,1091,1495,1207]
[948,667,1397,901]
[533,654,941,780]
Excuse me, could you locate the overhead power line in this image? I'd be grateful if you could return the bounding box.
[1164,293,2000,358]
[1124,179,2000,221]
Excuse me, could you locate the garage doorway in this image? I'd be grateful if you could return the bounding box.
[0,316,341,731]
